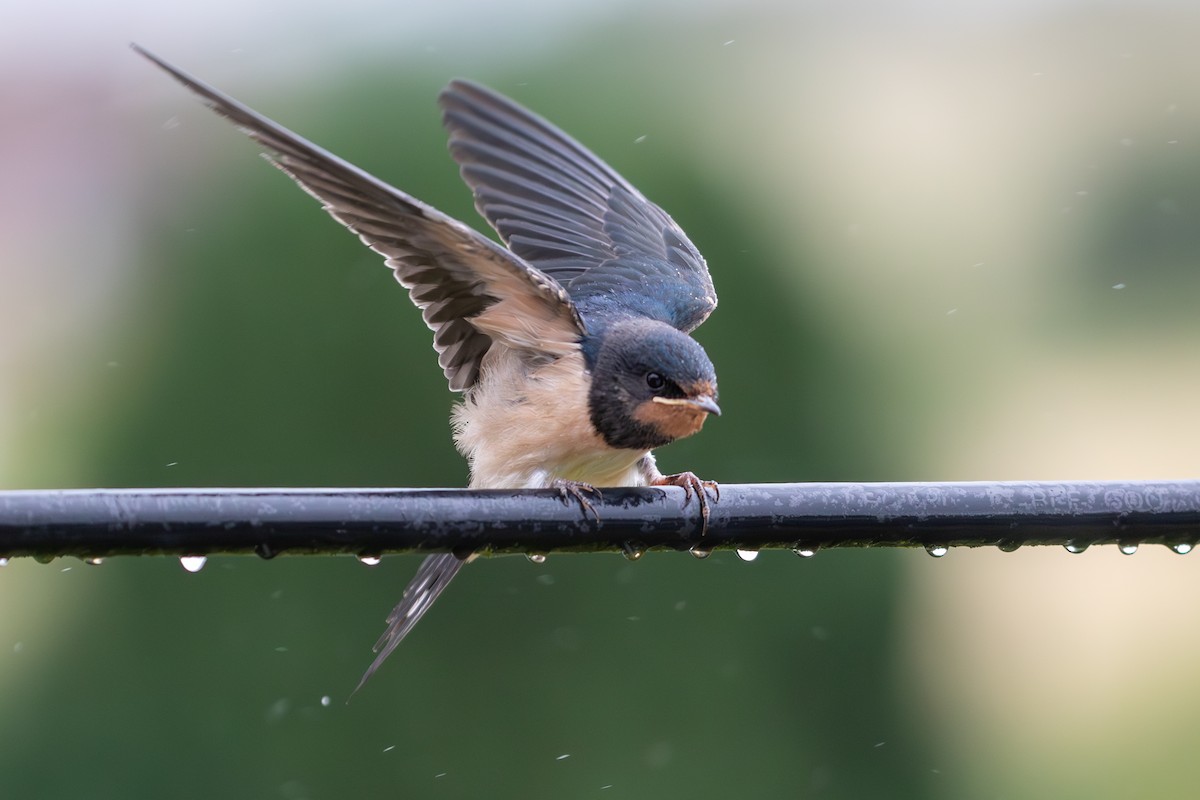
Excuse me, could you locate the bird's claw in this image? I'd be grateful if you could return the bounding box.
[550,479,603,522]
[651,472,719,534]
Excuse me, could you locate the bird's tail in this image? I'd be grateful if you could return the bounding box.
[351,552,466,696]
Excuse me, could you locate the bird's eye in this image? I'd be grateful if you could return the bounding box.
[646,372,666,391]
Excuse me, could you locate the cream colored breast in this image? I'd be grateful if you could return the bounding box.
[452,348,648,489]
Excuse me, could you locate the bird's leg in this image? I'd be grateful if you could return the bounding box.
[638,456,718,533]
[549,478,603,522]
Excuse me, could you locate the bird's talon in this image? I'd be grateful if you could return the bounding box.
[652,472,718,535]
[551,479,603,522]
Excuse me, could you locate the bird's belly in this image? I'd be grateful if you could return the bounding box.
[550,447,647,487]
[452,349,647,489]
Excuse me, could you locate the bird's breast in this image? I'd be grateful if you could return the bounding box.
[452,348,647,489]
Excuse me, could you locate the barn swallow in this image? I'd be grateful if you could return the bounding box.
[136,46,721,691]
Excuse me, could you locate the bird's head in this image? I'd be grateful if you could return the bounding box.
[585,318,720,451]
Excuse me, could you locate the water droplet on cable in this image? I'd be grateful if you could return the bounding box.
[621,544,645,562]
[997,541,1021,553]
[1119,542,1138,555]
[735,548,759,562]
[925,545,949,558]
[1171,542,1193,555]
[526,553,547,564]
[689,546,711,560]
[255,543,277,560]
[180,556,207,573]
[792,545,818,558]
[84,557,104,566]
[1064,541,1088,554]
[358,555,381,566]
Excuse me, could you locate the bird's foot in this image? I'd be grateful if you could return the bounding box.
[651,472,719,533]
[549,479,603,522]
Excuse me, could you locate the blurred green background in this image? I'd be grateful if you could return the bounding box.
[3,1,1200,798]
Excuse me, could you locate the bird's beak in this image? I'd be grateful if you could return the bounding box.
[652,395,721,416]
[689,395,721,416]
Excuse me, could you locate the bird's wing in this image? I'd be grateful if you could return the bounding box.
[136,47,585,392]
[439,80,717,334]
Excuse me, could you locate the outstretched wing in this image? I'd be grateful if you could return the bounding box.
[439,80,717,333]
[136,47,585,392]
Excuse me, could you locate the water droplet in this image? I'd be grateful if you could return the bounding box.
[33,554,54,565]
[556,754,571,761]
[382,744,396,753]
[255,543,277,560]
[358,554,382,566]
[1171,542,1194,555]
[526,553,547,564]
[997,541,1021,553]
[735,548,759,562]
[792,545,818,558]
[1064,541,1089,554]
[0,558,10,567]
[925,545,949,558]
[180,555,208,573]
[621,544,645,562]
[84,557,104,566]
[689,546,711,560]
[320,695,331,707]
[1119,542,1139,555]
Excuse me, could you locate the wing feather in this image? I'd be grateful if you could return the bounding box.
[135,46,585,391]
[440,79,717,332]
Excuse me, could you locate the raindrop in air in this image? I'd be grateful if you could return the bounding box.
[84,557,104,566]
[735,548,759,562]
[1064,541,1088,554]
[1119,543,1138,556]
[925,545,949,558]
[792,545,818,558]
[180,556,208,573]
[1171,542,1194,555]
[320,695,331,707]
[358,555,382,567]
[689,546,711,560]
[621,544,645,562]
[526,553,547,564]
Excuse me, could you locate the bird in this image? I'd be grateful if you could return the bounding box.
[135,46,721,692]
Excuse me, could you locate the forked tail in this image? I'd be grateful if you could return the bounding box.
[351,553,466,696]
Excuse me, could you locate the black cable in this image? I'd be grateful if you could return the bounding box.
[1,480,1197,561]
